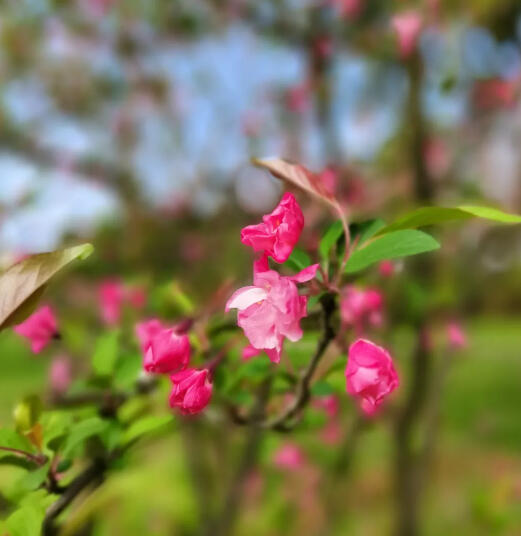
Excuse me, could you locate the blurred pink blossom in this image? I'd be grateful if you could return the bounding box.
[285,83,311,114]
[143,328,190,374]
[226,265,318,363]
[99,280,125,326]
[273,443,305,470]
[169,368,213,414]
[49,356,72,395]
[345,339,399,416]
[424,138,450,178]
[332,0,363,19]
[313,395,339,419]
[127,286,147,310]
[241,192,304,263]
[319,167,338,196]
[391,11,423,59]
[14,305,58,354]
[340,286,384,334]
[379,260,395,278]
[447,321,467,350]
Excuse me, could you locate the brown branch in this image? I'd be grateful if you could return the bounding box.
[42,458,107,536]
[228,293,337,432]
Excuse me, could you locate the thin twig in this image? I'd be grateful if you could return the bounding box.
[228,293,337,432]
[42,458,107,536]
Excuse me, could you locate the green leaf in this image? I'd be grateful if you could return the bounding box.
[62,417,110,458]
[92,329,120,377]
[351,218,386,245]
[310,380,335,396]
[6,505,44,536]
[286,248,311,272]
[0,243,93,330]
[123,415,172,445]
[319,221,344,259]
[377,206,521,235]
[0,429,35,457]
[345,230,440,274]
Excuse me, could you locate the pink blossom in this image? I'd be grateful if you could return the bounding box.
[127,286,147,310]
[391,11,423,59]
[286,84,311,114]
[345,339,399,416]
[335,0,363,19]
[447,321,467,350]
[169,368,213,414]
[379,260,395,278]
[143,328,190,374]
[321,421,342,445]
[14,305,58,354]
[313,395,339,419]
[273,443,305,470]
[225,265,318,363]
[49,356,72,395]
[99,280,125,326]
[241,193,304,263]
[340,286,384,333]
[319,166,338,196]
[135,318,166,353]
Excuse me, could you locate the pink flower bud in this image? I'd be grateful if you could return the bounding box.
[345,339,399,416]
[273,443,305,470]
[241,193,304,263]
[391,11,423,59]
[143,329,190,374]
[49,356,72,395]
[169,368,212,414]
[447,321,467,350]
[14,305,58,354]
[99,280,124,326]
[135,318,165,353]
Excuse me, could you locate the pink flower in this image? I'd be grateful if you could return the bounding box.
[169,368,213,414]
[241,193,304,263]
[335,0,363,19]
[49,356,72,395]
[379,260,395,278]
[99,280,125,326]
[286,83,311,114]
[273,443,305,470]
[340,286,384,333]
[127,286,146,310]
[135,318,166,353]
[345,339,399,416]
[143,328,190,374]
[225,265,318,363]
[391,11,423,59]
[447,321,467,350]
[14,305,58,354]
[313,395,339,419]
[321,421,342,445]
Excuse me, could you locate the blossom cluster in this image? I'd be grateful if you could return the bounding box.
[136,318,212,415]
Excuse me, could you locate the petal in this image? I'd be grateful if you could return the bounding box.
[288,264,319,283]
[225,286,268,312]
